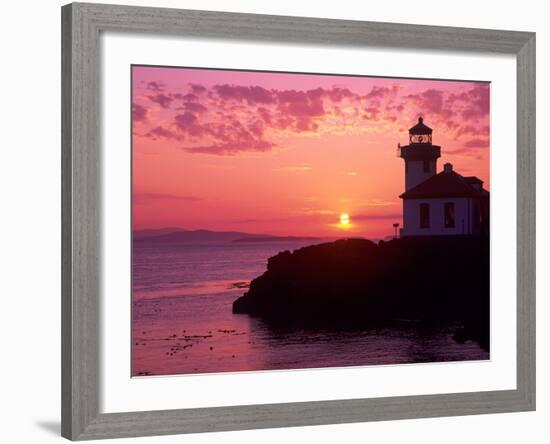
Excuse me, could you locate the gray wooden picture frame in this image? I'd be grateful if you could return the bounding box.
[61,2,536,440]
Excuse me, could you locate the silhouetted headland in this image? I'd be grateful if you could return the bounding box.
[233,237,489,351]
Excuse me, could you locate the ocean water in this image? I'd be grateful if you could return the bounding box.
[132,241,489,376]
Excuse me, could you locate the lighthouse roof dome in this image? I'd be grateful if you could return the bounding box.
[409,117,433,135]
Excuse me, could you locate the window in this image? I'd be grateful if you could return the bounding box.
[423,159,430,173]
[444,202,455,228]
[420,203,430,228]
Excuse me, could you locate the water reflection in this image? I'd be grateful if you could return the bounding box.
[132,292,488,377]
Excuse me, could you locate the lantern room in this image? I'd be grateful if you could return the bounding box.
[408,116,433,144]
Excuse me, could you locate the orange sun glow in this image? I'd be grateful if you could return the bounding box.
[339,213,350,225]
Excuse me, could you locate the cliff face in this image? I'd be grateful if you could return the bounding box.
[233,237,489,350]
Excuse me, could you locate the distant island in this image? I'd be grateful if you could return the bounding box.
[233,236,489,351]
[135,228,273,243]
[133,227,186,240]
[134,228,321,244]
[232,236,320,243]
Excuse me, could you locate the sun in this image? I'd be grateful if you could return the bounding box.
[339,213,350,225]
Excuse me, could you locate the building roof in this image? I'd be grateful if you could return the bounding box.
[409,117,432,135]
[400,168,489,199]
[463,176,483,185]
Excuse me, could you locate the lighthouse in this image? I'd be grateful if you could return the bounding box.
[397,117,490,237]
[398,117,441,190]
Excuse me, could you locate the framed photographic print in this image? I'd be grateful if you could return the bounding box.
[131,66,492,377]
[61,2,536,440]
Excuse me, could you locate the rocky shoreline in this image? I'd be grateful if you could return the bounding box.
[233,237,490,351]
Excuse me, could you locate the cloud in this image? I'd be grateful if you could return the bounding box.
[445,136,488,156]
[359,199,395,207]
[182,93,199,102]
[463,138,489,148]
[442,137,489,156]
[159,84,388,153]
[340,171,358,176]
[145,126,182,141]
[276,89,325,125]
[175,112,197,127]
[134,192,202,203]
[364,85,399,100]
[134,80,490,158]
[146,81,165,92]
[351,212,402,221]
[447,83,490,122]
[132,103,147,122]
[298,208,337,216]
[363,107,380,121]
[174,112,277,155]
[226,218,263,224]
[185,139,275,155]
[147,94,173,109]
[174,112,207,137]
[190,84,207,93]
[386,103,404,113]
[180,102,207,113]
[279,163,313,172]
[445,148,470,155]
[214,84,275,105]
[455,124,490,139]
[257,107,272,125]
[247,120,264,137]
[207,86,354,136]
[403,84,490,141]
[461,84,490,121]
[406,89,447,116]
[324,87,354,102]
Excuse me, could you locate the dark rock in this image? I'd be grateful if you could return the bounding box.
[233,237,489,351]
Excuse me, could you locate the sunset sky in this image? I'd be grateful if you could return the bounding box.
[132,66,490,238]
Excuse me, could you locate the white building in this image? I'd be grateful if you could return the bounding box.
[398,117,489,237]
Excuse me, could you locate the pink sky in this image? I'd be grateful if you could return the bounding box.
[132,66,490,238]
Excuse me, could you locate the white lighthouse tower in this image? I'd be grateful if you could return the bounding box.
[398,117,441,191]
